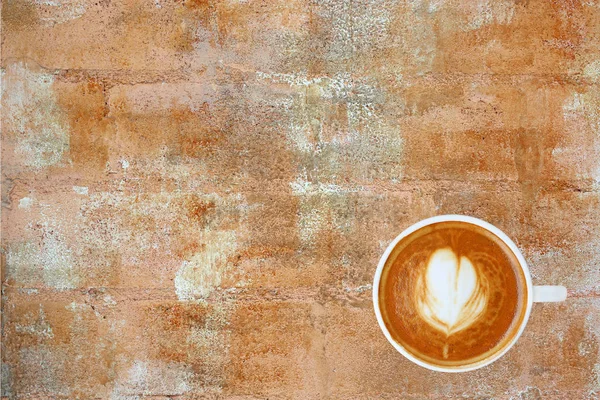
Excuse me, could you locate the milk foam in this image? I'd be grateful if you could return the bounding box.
[414,247,487,336]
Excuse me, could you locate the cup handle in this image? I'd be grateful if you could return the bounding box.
[533,285,567,302]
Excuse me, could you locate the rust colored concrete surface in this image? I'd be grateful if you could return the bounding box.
[2,0,600,398]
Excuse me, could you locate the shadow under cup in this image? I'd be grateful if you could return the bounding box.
[376,220,530,370]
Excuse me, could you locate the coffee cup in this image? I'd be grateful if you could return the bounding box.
[373,215,567,372]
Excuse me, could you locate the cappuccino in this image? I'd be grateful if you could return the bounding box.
[378,221,528,368]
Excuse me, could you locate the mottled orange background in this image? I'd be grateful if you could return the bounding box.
[1,0,600,398]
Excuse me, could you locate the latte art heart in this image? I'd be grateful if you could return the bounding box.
[414,247,488,336]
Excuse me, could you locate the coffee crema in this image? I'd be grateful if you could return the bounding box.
[378,221,528,368]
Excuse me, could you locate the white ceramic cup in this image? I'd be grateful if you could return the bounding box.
[372,215,567,372]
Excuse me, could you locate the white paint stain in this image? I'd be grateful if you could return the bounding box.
[40,223,78,290]
[2,63,70,169]
[351,0,397,51]
[15,305,54,339]
[34,0,87,25]
[465,0,516,31]
[7,221,78,290]
[296,206,326,247]
[313,0,398,58]
[289,175,363,196]
[174,230,237,300]
[18,197,33,209]
[18,288,39,294]
[426,0,447,13]
[111,360,191,399]
[343,284,372,293]
[593,363,600,395]
[119,159,130,170]
[563,92,585,113]
[584,60,600,83]
[256,71,326,88]
[103,295,117,307]
[73,186,89,195]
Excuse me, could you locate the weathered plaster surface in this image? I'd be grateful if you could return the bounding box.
[2,0,600,398]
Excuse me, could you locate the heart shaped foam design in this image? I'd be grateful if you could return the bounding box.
[414,247,488,336]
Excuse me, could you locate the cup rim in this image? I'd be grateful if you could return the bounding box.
[372,214,534,373]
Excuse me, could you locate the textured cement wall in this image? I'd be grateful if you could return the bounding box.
[1,0,600,398]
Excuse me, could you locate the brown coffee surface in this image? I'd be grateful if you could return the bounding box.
[378,221,528,368]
